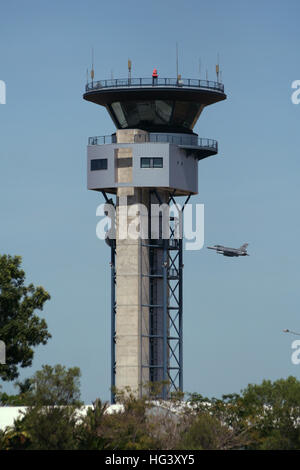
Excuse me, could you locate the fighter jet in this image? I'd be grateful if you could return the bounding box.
[207,243,249,257]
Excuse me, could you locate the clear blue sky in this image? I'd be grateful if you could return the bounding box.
[1,0,300,402]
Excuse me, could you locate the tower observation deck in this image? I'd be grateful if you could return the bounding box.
[83,76,226,402]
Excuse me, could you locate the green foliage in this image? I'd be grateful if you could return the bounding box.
[76,399,110,450]
[98,389,160,450]
[0,427,31,450]
[0,254,51,381]
[1,365,82,408]
[240,376,300,449]
[187,377,300,450]
[22,406,79,450]
[2,373,300,450]
[25,364,82,406]
[0,378,34,405]
[179,412,227,450]
[0,392,28,406]
[182,393,255,450]
[17,364,82,450]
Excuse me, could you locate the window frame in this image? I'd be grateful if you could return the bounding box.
[90,158,108,171]
[140,157,163,169]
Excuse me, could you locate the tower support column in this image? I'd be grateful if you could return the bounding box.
[114,130,150,397]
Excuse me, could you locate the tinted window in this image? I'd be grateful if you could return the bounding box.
[91,159,108,171]
[140,157,163,168]
[111,100,173,129]
[141,158,151,168]
[110,100,202,132]
[153,158,163,168]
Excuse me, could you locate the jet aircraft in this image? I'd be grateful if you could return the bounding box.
[207,243,249,257]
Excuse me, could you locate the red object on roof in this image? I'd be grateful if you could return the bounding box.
[152,68,158,78]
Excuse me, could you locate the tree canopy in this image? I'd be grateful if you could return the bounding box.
[0,254,51,381]
[2,375,300,450]
[2,364,83,450]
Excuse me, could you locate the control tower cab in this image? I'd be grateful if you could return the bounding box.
[84,77,226,196]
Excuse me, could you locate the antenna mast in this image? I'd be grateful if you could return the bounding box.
[216,53,220,82]
[128,59,132,83]
[91,47,95,84]
[176,42,179,79]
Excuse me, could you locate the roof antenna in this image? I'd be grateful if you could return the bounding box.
[176,43,182,85]
[128,59,132,83]
[91,47,95,84]
[176,42,179,79]
[216,53,220,82]
[206,68,208,81]
[198,58,201,79]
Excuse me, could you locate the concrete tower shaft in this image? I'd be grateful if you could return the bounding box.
[114,129,169,395]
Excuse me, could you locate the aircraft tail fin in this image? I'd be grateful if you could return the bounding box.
[240,243,249,252]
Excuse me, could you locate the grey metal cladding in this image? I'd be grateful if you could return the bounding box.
[87,142,198,194]
[87,144,115,190]
[132,143,169,188]
[169,144,198,194]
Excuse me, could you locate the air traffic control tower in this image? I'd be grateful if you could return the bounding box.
[83,73,226,402]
